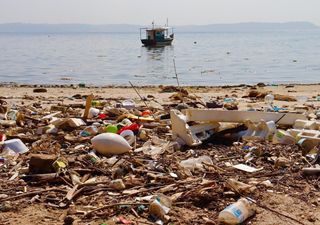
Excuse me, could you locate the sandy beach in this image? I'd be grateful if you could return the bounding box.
[1,83,320,106]
[1,83,320,225]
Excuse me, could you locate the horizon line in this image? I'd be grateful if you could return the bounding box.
[0,21,318,26]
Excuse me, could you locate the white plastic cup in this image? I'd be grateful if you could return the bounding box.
[120,130,135,145]
[88,107,100,119]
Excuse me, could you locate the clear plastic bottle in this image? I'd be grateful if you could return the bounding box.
[264,93,274,105]
[218,198,255,224]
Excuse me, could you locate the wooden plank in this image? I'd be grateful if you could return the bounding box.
[185,109,306,126]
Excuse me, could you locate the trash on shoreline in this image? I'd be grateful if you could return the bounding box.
[0,84,319,224]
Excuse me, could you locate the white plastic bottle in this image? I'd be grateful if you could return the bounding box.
[218,198,255,224]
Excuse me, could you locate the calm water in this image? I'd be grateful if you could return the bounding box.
[0,31,320,86]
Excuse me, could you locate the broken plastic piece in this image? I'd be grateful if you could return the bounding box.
[4,139,29,154]
[170,109,219,146]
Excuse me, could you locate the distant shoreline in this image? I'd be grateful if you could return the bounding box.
[0,21,318,33]
[1,82,320,89]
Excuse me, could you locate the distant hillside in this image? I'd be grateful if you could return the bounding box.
[0,23,141,33]
[0,22,318,33]
[178,22,319,32]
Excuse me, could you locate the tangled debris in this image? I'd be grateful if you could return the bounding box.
[0,84,320,225]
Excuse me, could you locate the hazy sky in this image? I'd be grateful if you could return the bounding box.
[0,0,319,25]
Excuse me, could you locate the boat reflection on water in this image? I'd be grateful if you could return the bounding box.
[144,45,174,61]
[139,45,176,82]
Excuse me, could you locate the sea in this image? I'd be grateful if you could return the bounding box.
[0,30,320,86]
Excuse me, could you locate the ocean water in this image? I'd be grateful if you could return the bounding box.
[0,31,320,86]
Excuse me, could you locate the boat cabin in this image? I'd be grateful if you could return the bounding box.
[140,25,174,47]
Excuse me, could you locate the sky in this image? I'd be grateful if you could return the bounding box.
[0,0,320,26]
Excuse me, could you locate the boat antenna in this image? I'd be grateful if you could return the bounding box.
[166,18,169,27]
[152,21,154,29]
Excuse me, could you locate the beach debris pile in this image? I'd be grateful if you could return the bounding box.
[0,85,320,224]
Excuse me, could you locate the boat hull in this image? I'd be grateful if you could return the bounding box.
[141,38,173,47]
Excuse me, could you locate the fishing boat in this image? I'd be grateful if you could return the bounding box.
[140,22,174,47]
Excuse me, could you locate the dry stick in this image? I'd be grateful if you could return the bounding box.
[253,201,305,225]
[129,81,149,109]
[173,58,180,87]
[2,188,67,201]
[86,202,150,216]
[86,201,188,216]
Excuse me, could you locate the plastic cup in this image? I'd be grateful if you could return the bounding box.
[120,130,135,145]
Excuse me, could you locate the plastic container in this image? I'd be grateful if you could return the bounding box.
[149,194,172,220]
[218,198,255,224]
[264,94,274,105]
[80,126,99,137]
[88,107,100,119]
[120,130,135,145]
[297,138,317,155]
[105,124,118,133]
[4,139,29,154]
[272,130,296,145]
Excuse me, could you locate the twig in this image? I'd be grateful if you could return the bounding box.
[227,182,305,225]
[253,200,305,225]
[129,81,149,108]
[173,58,180,87]
[86,202,150,216]
[2,188,66,201]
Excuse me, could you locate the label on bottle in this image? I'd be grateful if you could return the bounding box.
[224,204,245,223]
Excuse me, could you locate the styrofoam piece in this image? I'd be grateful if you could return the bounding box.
[293,119,319,130]
[185,109,306,126]
[243,120,276,141]
[288,129,320,141]
[51,118,86,128]
[232,164,263,173]
[170,109,219,146]
[4,139,29,154]
[91,133,132,155]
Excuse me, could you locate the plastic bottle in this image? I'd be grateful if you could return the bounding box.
[218,198,255,224]
[80,126,99,137]
[149,194,172,220]
[272,130,296,145]
[264,94,274,111]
